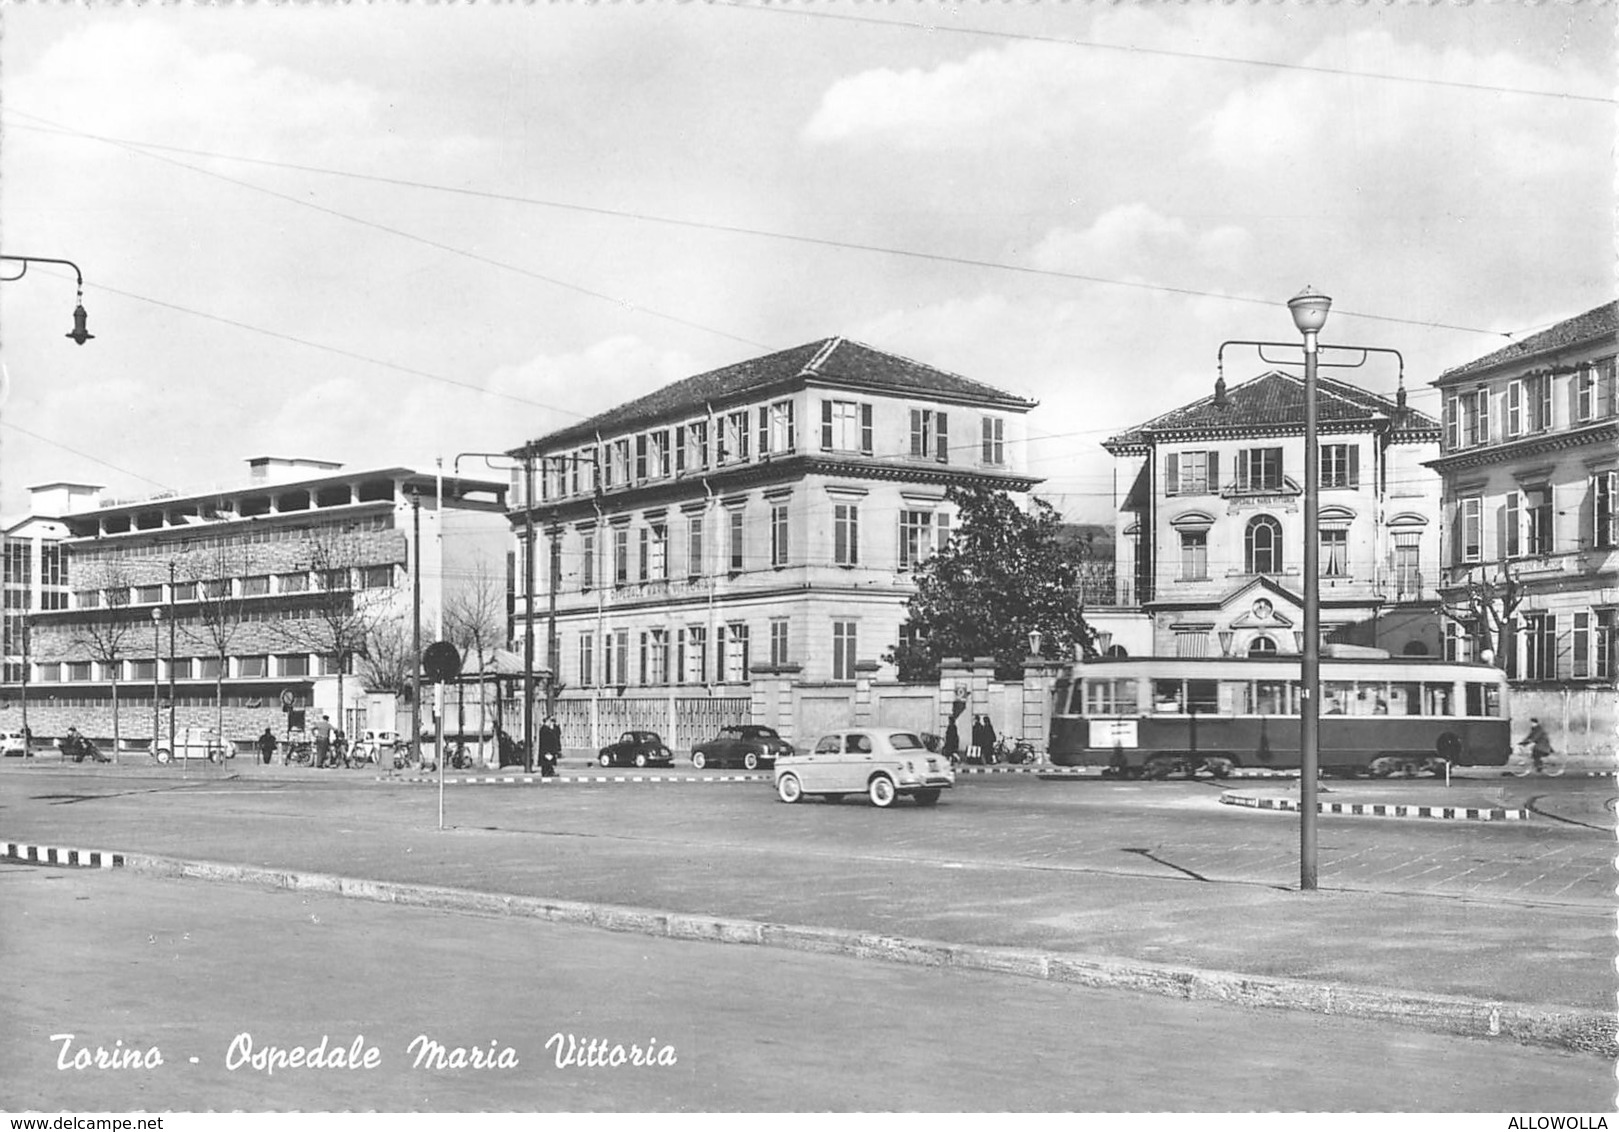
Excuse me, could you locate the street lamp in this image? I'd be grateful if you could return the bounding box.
[1027,628,1043,658]
[1287,285,1331,893]
[0,255,94,343]
[1219,289,1405,893]
[151,609,163,758]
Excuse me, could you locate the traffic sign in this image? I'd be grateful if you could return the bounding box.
[279,690,296,711]
[422,641,462,685]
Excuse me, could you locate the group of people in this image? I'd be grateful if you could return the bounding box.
[940,711,1000,765]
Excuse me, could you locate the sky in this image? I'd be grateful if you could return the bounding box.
[1,2,1612,525]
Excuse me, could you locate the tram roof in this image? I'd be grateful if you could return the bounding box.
[1065,656,1505,675]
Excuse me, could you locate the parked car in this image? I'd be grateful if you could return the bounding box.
[2,729,30,757]
[352,729,399,765]
[774,728,955,808]
[597,730,675,769]
[690,724,792,770]
[155,726,227,764]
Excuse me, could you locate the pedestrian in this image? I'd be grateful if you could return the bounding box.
[942,716,960,765]
[968,714,985,764]
[312,714,333,768]
[1518,717,1553,773]
[256,727,277,765]
[981,714,999,764]
[333,728,348,767]
[538,716,562,777]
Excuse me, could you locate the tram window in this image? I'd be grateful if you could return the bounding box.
[1390,682,1422,716]
[1186,680,1219,715]
[1464,682,1501,717]
[1086,679,1138,716]
[1152,680,1184,713]
[1323,681,1356,716]
[1254,680,1293,716]
[1423,683,1454,716]
[1352,682,1390,716]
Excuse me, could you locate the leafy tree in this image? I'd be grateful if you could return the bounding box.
[886,486,1098,682]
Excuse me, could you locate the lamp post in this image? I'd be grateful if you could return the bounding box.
[1218,289,1405,893]
[1287,286,1332,892]
[151,609,163,758]
[0,255,94,343]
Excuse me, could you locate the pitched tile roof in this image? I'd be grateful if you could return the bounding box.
[1104,370,1438,450]
[1437,301,1617,384]
[520,337,1037,453]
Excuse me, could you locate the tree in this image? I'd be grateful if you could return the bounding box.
[176,542,254,745]
[68,559,138,761]
[886,486,1098,682]
[355,610,415,698]
[1439,565,1526,668]
[442,554,509,745]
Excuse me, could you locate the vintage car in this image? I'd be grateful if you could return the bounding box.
[689,724,793,770]
[774,728,956,808]
[2,729,30,757]
[597,730,675,769]
[352,729,400,765]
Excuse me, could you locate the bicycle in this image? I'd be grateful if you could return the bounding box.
[991,737,1039,765]
[1507,744,1564,777]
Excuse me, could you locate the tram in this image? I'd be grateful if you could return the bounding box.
[1049,653,1512,778]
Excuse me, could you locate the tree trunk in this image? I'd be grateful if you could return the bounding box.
[215,669,225,755]
[110,675,121,764]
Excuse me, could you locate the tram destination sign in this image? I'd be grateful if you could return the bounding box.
[1089,720,1138,749]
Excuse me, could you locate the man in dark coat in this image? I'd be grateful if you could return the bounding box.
[1519,717,1553,773]
[256,727,278,765]
[537,716,562,777]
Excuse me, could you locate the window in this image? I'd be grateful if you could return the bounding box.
[720,623,750,682]
[132,659,157,681]
[685,421,709,472]
[1572,612,1590,679]
[581,531,596,590]
[612,527,630,586]
[1533,375,1553,432]
[1596,609,1617,680]
[1474,387,1492,444]
[1320,529,1348,577]
[278,654,309,677]
[604,629,629,686]
[769,619,790,666]
[1458,497,1483,563]
[981,417,1005,465]
[1504,491,1521,558]
[238,655,268,678]
[682,626,706,684]
[1593,471,1617,549]
[1319,444,1358,489]
[898,511,949,570]
[1165,451,1216,496]
[1178,530,1207,581]
[642,522,668,581]
[578,634,594,688]
[1245,515,1282,574]
[909,409,949,463]
[608,439,630,487]
[685,517,703,578]
[1394,543,1420,600]
[831,621,858,680]
[1444,395,1459,450]
[761,400,795,455]
[651,429,670,478]
[634,435,648,481]
[770,503,789,567]
[1577,366,1598,422]
[1507,380,1525,437]
[277,573,307,594]
[1084,678,1138,715]
[720,410,750,464]
[199,657,224,679]
[1237,448,1283,492]
[821,400,873,454]
[1525,487,1553,556]
[833,503,860,566]
[136,584,164,604]
[361,566,392,589]
[1523,613,1557,680]
[641,629,669,685]
[728,509,744,572]
[316,571,345,593]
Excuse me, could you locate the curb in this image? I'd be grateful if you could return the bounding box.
[4,840,126,868]
[382,772,771,785]
[4,839,1611,1059]
[1219,791,1528,822]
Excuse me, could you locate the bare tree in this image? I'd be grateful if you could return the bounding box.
[270,525,402,735]
[68,558,137,761]
[1439,565,1526,668]
[443,554,508,748]
[176,542,255,745]
[355,609,415,697]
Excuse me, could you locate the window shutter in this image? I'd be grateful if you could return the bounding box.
[821,401,833,451]
[1347,445,1360,489]
[785,402,795,450]
[981,417,992,462]
[936,412,948,463]
[638,528,649,581]
[1164,453,1179,495]
[639,633,648,686]
[860,403,873,455]
[909,409,923,457]
[1236,450,1249,492]
[758,406,769,455]
[1208,451,1220,494]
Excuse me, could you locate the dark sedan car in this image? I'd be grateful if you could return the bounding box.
[690,724,793,770]
[597,730,675,769]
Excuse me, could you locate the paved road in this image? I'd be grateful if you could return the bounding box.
[2,765,1610,1017]
[3,866,1610,1112]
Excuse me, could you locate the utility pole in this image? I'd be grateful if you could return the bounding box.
[411,487,422,770]
[19,613,28,752]
[523,452,537,774]
[167,560,176,759]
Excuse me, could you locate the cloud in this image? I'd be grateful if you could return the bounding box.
[1030,204,1254,286]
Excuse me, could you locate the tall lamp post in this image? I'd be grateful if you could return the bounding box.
[151,609,163,757]
[1219,288,1405,892]
[0,255,94,343]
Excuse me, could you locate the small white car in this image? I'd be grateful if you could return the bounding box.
[352,729,399,765]
[774,728,955,808]
[2,730,30,757]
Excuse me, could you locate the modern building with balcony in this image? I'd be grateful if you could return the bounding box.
[12,457,507,752]
[508,337,1038,727]
[1103,370,1444,659]
[1428,300,1617,696]
[3,482,105,690]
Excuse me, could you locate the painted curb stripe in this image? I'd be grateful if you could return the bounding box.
[1219,793,1528,821]
[2,843,1607,1059]
[4,841,124,868]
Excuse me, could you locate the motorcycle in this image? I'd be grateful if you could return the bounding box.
[62,733,110,764]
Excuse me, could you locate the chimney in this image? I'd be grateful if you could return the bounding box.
[1213,375,1228,408]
